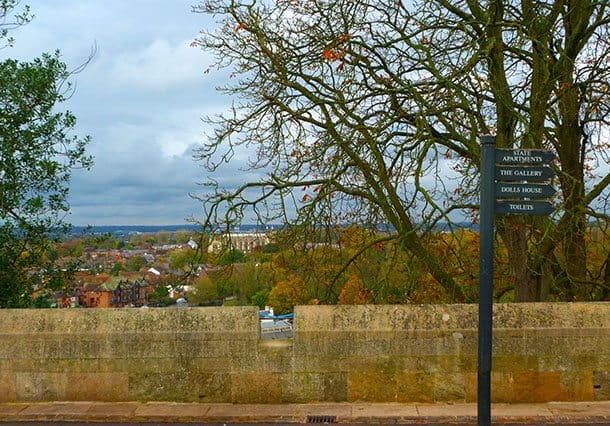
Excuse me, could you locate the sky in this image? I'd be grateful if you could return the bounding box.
[5,0,228,226]
[6,2,607,228]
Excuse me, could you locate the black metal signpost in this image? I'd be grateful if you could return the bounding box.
[477,136,556,426]
[478,136,496,426]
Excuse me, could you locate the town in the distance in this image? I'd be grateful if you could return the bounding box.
[25,220,610,314]
[38,226,271,311]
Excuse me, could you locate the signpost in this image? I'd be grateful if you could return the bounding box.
[495,200,555,216]
[495,182,556,199]
[495,165,555,181]
[478,136,556,426]
[495,148,556,165]
[478,137,496,426]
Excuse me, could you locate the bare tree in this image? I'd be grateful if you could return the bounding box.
[192,0,610,302]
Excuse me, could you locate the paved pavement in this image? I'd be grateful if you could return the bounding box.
[0,401,609,424]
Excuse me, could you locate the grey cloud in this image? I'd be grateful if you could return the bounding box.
[5,0,239,225]
[6,0,304,226]
[68,143,204,225]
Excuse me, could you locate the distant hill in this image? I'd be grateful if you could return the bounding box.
[68,224,283,236]
[69,222,477,237]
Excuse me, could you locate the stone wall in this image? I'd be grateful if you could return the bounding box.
[0,303,608,403]
[291,303,610,403]
[0,307,260,402]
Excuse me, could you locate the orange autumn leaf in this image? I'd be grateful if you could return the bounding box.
[322,47,345,62]
[322,48,336,60]
[235,22,247,31]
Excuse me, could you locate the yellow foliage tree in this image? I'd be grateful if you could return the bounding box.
[338,275,370,305]
[267,273,308,314]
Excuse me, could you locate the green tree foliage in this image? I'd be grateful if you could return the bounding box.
[169,248,202,270]
[193,0,610,302]
[155,230,170,245]
[196,224,610,308]
[251,288,270,309]
[126,256,146,272]
[148,286,175,307]
[216,248,246,266]
[197,258,277,306]
[0,4,92,307]
[189,275,221,305]
[174,230,190,244]
[262,243,279,254]
[110,262,123,276]
[0,1,31,48]
[30,291,54,308]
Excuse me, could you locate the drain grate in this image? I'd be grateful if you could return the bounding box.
[306,415,337,424]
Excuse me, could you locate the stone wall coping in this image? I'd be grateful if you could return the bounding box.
[294,302,610,331]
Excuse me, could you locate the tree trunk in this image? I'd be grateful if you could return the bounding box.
[398,233,467,302]
[499,218,541,302]
[602,251,610,300]
[556,46,588,297]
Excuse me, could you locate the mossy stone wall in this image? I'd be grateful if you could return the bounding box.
[291,303,610,403]
[0,303,608,403]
